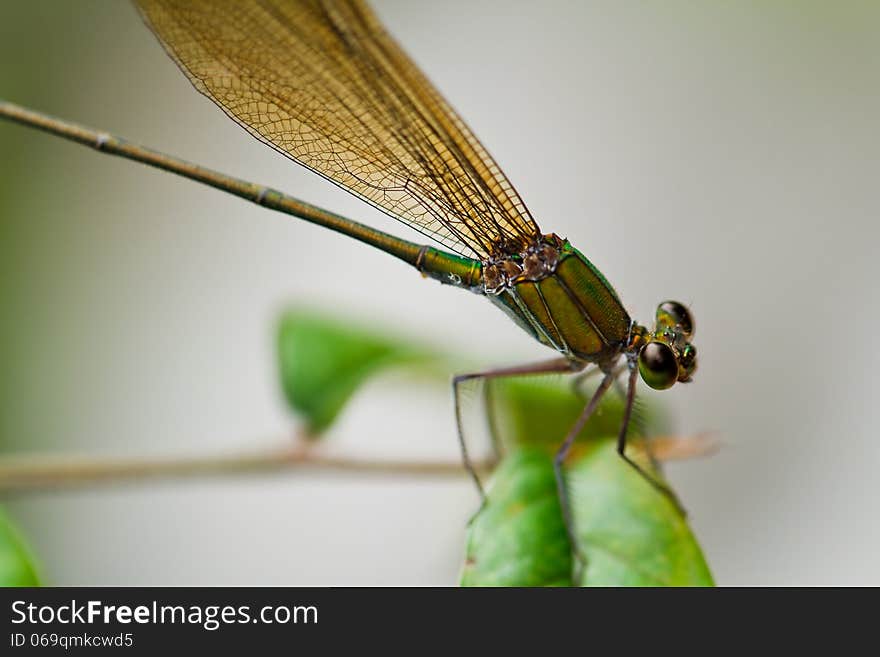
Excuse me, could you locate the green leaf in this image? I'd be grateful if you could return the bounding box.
[460,447,573,586]
[461,379,713,587]
[277,308,440,433]
[568,441,713,586]
[0,507,41,587]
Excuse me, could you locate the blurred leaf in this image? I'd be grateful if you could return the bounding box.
[277,309,440,433]
[495,376,671,449]
[462,379,713,587]
[0,508,41,587]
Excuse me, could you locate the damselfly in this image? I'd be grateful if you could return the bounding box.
[0,0,698,560]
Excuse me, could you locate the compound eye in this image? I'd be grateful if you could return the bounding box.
[657,300,694,338]
[639,342,679,390]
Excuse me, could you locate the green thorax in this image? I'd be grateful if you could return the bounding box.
[486,239,631,363]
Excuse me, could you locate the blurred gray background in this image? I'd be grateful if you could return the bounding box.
[1,0,877,585]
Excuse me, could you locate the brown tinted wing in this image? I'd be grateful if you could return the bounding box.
[135,0,541,258]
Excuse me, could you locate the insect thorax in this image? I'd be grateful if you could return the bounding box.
[481,233,565,294]
[482,234,632,363]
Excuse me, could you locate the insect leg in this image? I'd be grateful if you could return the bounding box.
[610,365,661,472]
[617,356,687,516]
[453,357,580,502]
[553,369,616,577]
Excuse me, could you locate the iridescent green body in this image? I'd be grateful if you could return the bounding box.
[413,236,632,368]
[414,237,696,386]
[487,242,631,365]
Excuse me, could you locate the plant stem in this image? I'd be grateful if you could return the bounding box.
[0,445,493,495]
[0,434,715,495]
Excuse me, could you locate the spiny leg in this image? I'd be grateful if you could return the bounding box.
[581,364,661,472]
[614,373,662,472]
[617,356,687,516]
[553,369,617,576]
[453,357,579,503]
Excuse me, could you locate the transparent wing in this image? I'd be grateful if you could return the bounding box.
[135,0,542,259]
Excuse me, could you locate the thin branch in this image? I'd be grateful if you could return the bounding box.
[0,434,716,495]
[0,445,493,495]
